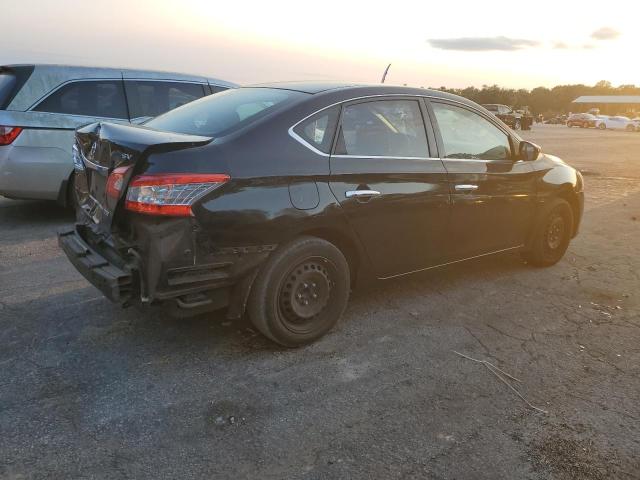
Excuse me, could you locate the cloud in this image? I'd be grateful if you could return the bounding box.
[591,27,620,40]
[427,36,540,51]
[553,42,568,49]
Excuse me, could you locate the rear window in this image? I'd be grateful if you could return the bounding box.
[146,87,307,137]
[33,80,128,118]
[0,73,17,108]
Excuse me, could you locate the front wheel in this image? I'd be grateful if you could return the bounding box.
[598,123,606,130]
[248,236,350,347]
[522,198,574,267]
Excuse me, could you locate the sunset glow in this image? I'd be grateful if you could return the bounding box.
[3,0,639,88]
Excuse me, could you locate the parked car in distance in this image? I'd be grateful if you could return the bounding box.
[59,83,584,347]
[483,103,533,130]
[566,113,597,128]
[0,64,236,205]
[544,115,566,125]
[595,115,636,131]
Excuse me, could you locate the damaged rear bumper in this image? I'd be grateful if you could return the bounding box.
[58,224,270,319]
[58,228,134,304]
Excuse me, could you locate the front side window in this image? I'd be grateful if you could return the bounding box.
[125,81,206,119]
[33,80,127,118]
[335,100,429,157]
[432,102,512,160]
[293,106,339,153]
[209,85,229,95]
[146,87,307,137]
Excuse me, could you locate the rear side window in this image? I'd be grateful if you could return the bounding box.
[0,73,17,108]
[125,81,206,119]
[34,80,127,118]
[335,100,429,157]
[293,106,339,153]
[146,87,307,137]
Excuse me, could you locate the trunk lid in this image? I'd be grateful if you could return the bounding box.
[74,121,211,233]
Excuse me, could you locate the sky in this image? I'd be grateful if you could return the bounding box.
[2,0,638,90]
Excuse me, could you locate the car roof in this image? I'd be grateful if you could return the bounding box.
[3,64,237,111]
[243,81,478,107]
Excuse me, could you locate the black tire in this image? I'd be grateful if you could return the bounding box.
[598,122,606,130]
[247,236,350,347]
[522,198,574,267]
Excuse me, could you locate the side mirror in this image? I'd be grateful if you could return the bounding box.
[519,140,541,161]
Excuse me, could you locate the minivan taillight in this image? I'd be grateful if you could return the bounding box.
[0,126,22,146]
[125,173,230,217]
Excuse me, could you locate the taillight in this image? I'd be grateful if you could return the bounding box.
[0,126,22,146]
[106,166,132,199]
[125,173,230,217]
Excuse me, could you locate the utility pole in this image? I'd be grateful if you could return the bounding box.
[381,63,391,84]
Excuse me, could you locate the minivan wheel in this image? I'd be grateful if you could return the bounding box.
[248,236,350,347]
[522,198,574,267]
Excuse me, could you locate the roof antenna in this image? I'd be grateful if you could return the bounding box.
[381,63,391,84]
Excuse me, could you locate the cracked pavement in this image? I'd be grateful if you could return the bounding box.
[1,125,639,479]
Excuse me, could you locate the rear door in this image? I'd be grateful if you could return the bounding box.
[428,100,536,260]
[328,97,451,278]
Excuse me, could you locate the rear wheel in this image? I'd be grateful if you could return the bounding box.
[598,122,606,130]
[626,124,635,132]
[248,236,350,347]
[522,198,574,267]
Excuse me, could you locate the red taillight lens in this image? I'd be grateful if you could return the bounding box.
[125,173,230,217]
[0,126,22,146]
[106,166,132,199]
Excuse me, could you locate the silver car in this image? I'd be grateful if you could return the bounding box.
[0,64,236,204]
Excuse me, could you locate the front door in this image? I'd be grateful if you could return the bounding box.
[428,100,536,260]
[328,98,451,278]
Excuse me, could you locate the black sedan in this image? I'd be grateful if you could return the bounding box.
[60,83,584,346]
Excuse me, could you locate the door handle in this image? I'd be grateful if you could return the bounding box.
[454,184,479,193]
[345,189,381,198]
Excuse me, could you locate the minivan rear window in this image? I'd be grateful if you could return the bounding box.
[0,73,17,108]
[146,88,307,137]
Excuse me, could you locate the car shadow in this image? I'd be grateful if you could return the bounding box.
[0,198,74,225]
[2,251,531,364]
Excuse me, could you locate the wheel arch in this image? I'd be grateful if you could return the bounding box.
[296,226,364,287]
[556,186,582,237]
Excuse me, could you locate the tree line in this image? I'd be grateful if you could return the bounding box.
[434,81,640,116]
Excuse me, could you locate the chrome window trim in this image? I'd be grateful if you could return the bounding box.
[288,93,508,159]
[332,154,441,161]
